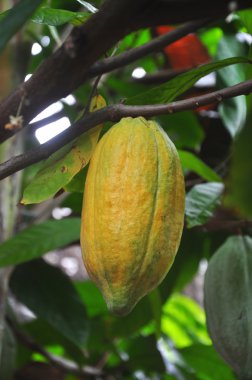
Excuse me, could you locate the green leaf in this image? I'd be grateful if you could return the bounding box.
[0,0,43,53]
[159,230,204,300]
[108,297,154,338]
[162,294,211,348]
[62,193,83,214]
[0,10,8,23]
[10,260,89,347]
[24,319,86,365]
[21,131,97,204]
[75,281,107,317]
[126,335,165,373]
[199,27,223,57]
[216,35,247,137]
[225,109,252,218]
[178,344,236,380]
[185,182,224,228]
[178,150,222,182]
[238,9,252,34]
[126,57,250,105]
[158,112,205,150]
[64,165,88,193]
[148,288,162,338]
[22,96,106,204]
[32,7,90,26]
[159,228,227,302]
[0,218,80,267]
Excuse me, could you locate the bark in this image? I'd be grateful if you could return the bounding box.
[0,0,251,144]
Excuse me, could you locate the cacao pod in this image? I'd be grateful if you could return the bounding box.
[204,235,252,379]
[156,26,210,70]
[81,117,185,316]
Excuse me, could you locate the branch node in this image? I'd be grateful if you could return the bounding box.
[216,94,223,102]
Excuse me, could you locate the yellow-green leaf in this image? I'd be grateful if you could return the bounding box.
[21,95,106,204]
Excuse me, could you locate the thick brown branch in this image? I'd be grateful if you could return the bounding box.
[0,0,250,144]
[0,0,150,143]
[135,0,251,28]
[1,79,252,181]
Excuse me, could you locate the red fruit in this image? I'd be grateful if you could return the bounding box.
[156,25,210,70]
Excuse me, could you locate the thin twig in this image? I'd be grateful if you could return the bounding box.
[85,43,119,114]
[1,78,252,181]
[84,74,104,114]
[7,317,103,378]
[89,18,210,76]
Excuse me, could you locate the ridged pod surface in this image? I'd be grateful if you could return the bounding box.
[204,236,252,379]
[81,117,185,315]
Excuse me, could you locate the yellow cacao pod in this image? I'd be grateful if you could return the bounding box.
[81,117,185,315]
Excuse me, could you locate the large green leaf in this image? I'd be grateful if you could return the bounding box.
[75,280,107,317]
[10,260,89,347]
[162,294,211,348]
[126,57,250,105]
[148,288,162,338]
[32,7,90,26]
[216,35,247,137]
[107,297,154,338]
[24,319,86,365]
[158,112,204,150]
[178,344,236,380]
[158,227,227,303]
[178,150,222,182]
[0,0,43,53]
[186,182,224,228]
[0,218,80,267]
[126,335,165,373]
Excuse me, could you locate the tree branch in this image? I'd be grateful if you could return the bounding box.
[7,317,102,378]
[1,79,252,181]
[28,110,66,133]
[0,0,149,143]
[131,68,187,85]
[89,18,210,77]
[0,0,250,144]
[135,0,251,28]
